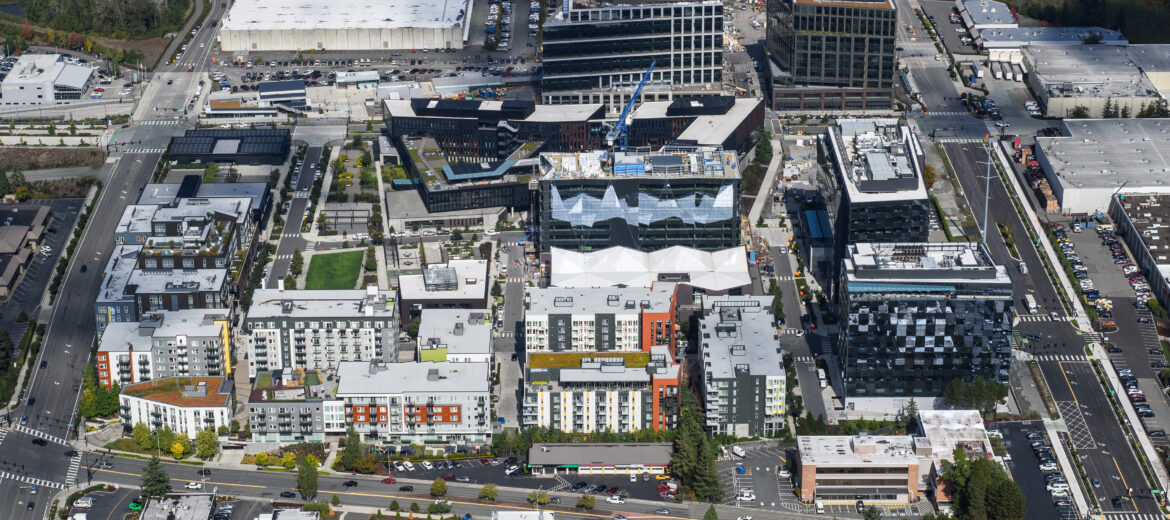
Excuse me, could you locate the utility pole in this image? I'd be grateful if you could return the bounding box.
[977,138,995,242]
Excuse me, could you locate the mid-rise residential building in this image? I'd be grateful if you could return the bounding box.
[119,377,234,438]
[540,0,724,109]
[838,243,1014,404]
[814,119,929,278]
[537,146,741,253]
[765,0,897,111]
[96,310,231,390]
[398,260,490,321]
[524,283,678,355]
[244,287,398,378]
[699,296,786,437]
[248,368,345,444]
[417,309,493,363]
[335,361,492,445]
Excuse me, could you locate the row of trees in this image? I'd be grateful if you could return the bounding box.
[941,378,1008,413]
[130,423,220,459]
[78,362,120,419]
[942,449,1026,520]
[18,0,192,40]
[1068,101,1170,119]
[671,388,723,502]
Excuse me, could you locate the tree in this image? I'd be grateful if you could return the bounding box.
[140,456,171,498]
[430,477,447,497]
[78,388,97,418]
[171,441,186,459]
[9,171,26,189]
[157,427,175,456]
[317,212,329,232]
[527,491,538,503]
[195,428,219,459]
[478,242,492,260]
[536,491,549,505]
[291,249,304,275]
[410,503,420,513]
[284,274,297,290]
[389,500,400,510]
[864,507,883,520]
[491,280,502,297]
[283,452,297,469]
[479,484,498,501]
[297,454,319,500]
[576,494,595,510]
[943,448,1026,520]
[0,171,11,196]
[340,428,362,470]
[1068,105,1091,118]
[923,164,937,188]
[703,505,719,520]
[332,495,341,506]
[133,422,153,451]
[19,22,32,40]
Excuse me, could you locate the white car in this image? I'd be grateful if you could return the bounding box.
[1039,463,1059,471]
[485,230,500,236]
[606,496,626,504]
[736,493,756,502]
[778,470,791,478]
[421,461,434,470]
[185,482,203,490]
[403,461,416,471]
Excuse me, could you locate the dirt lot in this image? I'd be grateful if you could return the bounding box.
[0,147,107,172]
[30,178,97,198]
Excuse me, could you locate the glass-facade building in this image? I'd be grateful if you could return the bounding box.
[765,0,896,111]
[838,242,1014,399]
[542,0,723,99]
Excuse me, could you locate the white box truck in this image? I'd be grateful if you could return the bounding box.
[732,446,746,458]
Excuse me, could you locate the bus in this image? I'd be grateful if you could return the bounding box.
[1024,294,1039,314]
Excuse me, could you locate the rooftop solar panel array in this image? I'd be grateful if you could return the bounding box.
[166,129,291,159]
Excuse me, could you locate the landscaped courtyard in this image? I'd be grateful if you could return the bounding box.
[304,250,364,290]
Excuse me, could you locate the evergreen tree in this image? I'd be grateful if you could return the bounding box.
[0,171,12,195]
[340,428,362,470]
[140,456,171,498]
[479,484,498,501]
[291,249,305,275]
[703,505,718,520]
[296,454,319,500]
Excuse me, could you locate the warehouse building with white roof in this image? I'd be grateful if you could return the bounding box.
[0,54,94,109]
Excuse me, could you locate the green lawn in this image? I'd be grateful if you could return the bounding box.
[304,251,364,290]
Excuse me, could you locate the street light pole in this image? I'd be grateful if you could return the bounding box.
[977,139,995,242]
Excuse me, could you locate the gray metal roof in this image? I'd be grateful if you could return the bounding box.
[528,442,673,466]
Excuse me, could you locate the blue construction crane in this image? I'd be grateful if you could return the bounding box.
[605,59,656,153]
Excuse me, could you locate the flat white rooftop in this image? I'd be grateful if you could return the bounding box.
[798,435,918,466]
[221,0,468,31]
[1025,45,1158,99]
[1037,118,1170,190]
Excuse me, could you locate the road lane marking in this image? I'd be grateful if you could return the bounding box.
[1113,456,1137,510]
[94,468,267,489]
[1058,361,1081,407]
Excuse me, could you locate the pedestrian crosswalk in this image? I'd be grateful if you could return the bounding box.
[281,233,301,239]
[1018,314,1061,322]
[0,427,8,445]
[274,254,294,260]
[925,111,968,117]
[782,328,805,336]
[0,471,67,490]
[774,275,794,281]
[135,120,181,126]
[1033,354,1088,362]
[794,356,815,363]
[936,137,985,143]
[293,191,312,199]
[1101,514,1165,520]
[65,454,81,486]
[122,147,166,153]
[13,425,68,446]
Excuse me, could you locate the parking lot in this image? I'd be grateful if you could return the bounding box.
[995,421,1074,520]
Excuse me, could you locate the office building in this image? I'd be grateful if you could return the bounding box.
[335,360,492,445]
[257,80,309,108]
[119,377,234,438]
[838,243,1014,404]
[1023,45,1160,118]
[1034,118,1170,213]
[527,442,673,476]
[417,309,494,363]
[765,0,897,111]
[398,260,490,320]
[795,435,927,503]
[0,204,50,298]
[537,146,741,253]
[96,310,231,390]
[540,0,724,109]
[0,54,94,109]
[140,494,219,520]
[243,287,398,378]
[916,410,993,503]
[816,119,929,278]
[699,296,786,437]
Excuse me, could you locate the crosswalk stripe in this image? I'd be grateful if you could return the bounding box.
[65,454,81,486]
[1033,354,1089,362]
[122,147,166,153]
[13,425,68,445]
[0,471,67,489]
[936,137,985,143]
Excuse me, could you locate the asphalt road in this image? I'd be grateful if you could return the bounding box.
[0,152,162,519]
[266,147,321,289]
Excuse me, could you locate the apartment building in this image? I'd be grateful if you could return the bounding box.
[417,309,493,363]
[244,287,398,378]
[119,377,234,438]
[248,368,345,444]
[335,361,492,445]
[540,0,724,109]
[96,310,231,390]
[765,0,897,111]
[398,260,491,321]
[524,283,678,355]
[699,296,786,437]
[839,243,1014,404]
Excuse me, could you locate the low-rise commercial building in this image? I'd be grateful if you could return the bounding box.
[795,435,928,504]
[1035,118,1170,213]
[838,242,1014,406]
[526,442,672,476]
[96,310,231,390]
[955,0,1016,31]
[917,410,993,503]
[244,287,398,378]
[141,493,218,520]
[119,377,234,437]
[166,128,292,165]
[0,54,94,109]
[417,309,493,363]
[975,27,1126,50]
[1023,45,1161,118]
[398,260,490,321]
[699,296,785,437]
[335,360,492,445]
[257,80,309,108]
[0,204,50,298]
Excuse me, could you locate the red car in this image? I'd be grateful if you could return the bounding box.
[381,477,397,484]
[441,474,456,481]
[187,66,194,72]
[480,458,491,466]
[94,88,104,92]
